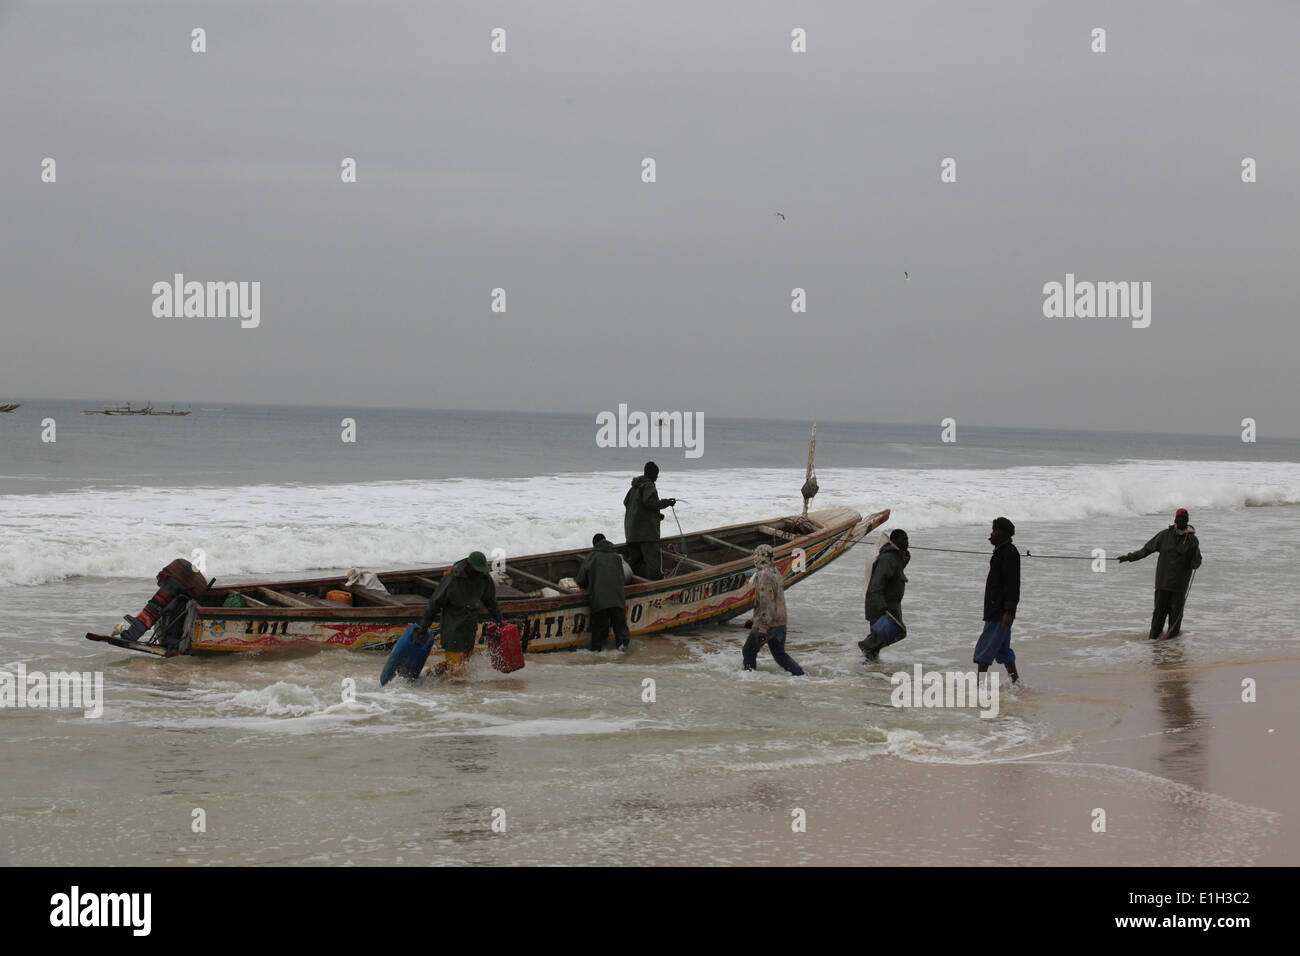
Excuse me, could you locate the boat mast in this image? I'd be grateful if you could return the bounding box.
[800,423,819,519]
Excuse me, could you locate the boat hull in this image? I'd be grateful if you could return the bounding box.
[96,507,887,658]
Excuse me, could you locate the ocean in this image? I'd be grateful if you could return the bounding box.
[1,402,1296,864]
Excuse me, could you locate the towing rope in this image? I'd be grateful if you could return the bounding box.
[667,503,689,577]
[908,545,1100,560]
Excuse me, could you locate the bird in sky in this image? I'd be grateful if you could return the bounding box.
[904,271,910,280]
[775,212,785,221]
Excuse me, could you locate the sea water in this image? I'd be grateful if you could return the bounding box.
[1,404,1296,863]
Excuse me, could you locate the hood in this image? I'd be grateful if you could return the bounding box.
[880,540,911,565]
[594,539,616,553]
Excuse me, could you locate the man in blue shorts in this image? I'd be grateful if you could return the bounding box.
[973,517,1020,685]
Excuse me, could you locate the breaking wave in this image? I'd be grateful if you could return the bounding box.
[1,460,1297,587]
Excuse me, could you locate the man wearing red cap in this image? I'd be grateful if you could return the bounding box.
[1118,509,1203,639]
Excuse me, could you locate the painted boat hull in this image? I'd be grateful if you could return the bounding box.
[95,507,888,658]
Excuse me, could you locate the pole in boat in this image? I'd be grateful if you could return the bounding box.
[801,422,819,517]
[788,423,820,534]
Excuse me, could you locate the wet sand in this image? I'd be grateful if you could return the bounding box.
[6,644,1292,866]
[440,650,1294,866]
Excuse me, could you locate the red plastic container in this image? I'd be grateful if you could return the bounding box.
[486,623,525,673]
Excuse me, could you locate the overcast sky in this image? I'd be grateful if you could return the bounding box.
[1,1,1297,436]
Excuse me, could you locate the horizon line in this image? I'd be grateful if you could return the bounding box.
[3,394,1291,442]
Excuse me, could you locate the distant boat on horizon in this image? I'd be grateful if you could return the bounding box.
[148,406,192,416]
[84,402,153,416]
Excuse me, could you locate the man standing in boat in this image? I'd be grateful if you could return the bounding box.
[623,461,676,580]
[418,550,503,680]
[742,545,804,675]
[859,529,910,661]
[1117,508,1202,639]
[576,533,631,651]
[974,517,1020,685]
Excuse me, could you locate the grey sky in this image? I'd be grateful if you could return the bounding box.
[2,0,1297,436]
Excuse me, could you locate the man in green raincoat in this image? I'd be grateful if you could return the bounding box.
[1118,508,1202,639]
[419,550,503,678]
[623,461,676,580]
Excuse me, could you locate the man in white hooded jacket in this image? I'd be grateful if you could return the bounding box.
[742,545,804,676]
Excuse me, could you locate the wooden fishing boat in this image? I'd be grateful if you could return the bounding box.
[0,402,19,413]
[84,403,153,415]
[148,406,191,416]
[86,507,889,659]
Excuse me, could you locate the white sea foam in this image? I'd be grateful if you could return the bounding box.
[1,460,1297,587]
[430,716,651,738]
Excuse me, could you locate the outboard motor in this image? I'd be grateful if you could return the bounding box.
[119,558,213,642]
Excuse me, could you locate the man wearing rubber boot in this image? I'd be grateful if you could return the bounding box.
[1118,508,1202,639]
[973,517,1020,685]
[742,545,804,675]
[623,461,675,580]
[576,533,631,651]
[860,529,910,661]
[419,550,503,679]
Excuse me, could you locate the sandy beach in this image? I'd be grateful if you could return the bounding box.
[5,627,1292,867]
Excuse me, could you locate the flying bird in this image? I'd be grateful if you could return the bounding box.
[775,212,785,221]
[904,271,909,280]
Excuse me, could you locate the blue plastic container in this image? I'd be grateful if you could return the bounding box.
[380,624,435,685]
[870,613,906,647]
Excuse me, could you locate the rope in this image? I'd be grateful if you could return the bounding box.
[667,503,688,577]
[908,545,1100,560]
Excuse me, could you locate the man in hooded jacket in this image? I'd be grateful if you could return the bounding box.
[1118,508,1202,639]
[623,461,676,580]
[859,529,910,661]
[974,517,1021,685]
[576,533,631,651]
[742,544,804,675]
[419,550,503,679]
